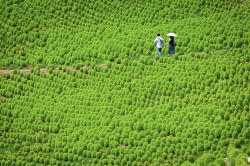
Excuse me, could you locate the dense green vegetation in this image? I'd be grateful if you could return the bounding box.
[1,52,250,166]
[0,0,249,166]
[0,0,249,69]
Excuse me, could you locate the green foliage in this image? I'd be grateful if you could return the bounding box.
[214,158,227,166]
[85,61,91,66]
[199,153,216,166]
[234,39,242,48]
[62,66,67,72]
[0,1,249,166]
[227,146,248,166]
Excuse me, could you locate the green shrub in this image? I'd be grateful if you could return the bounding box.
[62,66,67,72]
[199,153,216,166]
[0,1,248,165]
[116,58,122,64]
[234,39,242,48]
[85,61,90,66]
[3,73,10,79]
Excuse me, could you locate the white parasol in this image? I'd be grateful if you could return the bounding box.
[166,33,177,37]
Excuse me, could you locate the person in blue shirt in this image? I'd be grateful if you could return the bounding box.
[154,34,164,57]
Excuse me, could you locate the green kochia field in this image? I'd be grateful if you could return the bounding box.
[1,53,250,166]
[0,0,250,166]
[0,0,249,69]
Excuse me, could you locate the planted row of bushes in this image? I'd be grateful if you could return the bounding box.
[0,0,248,69]
[1,49,250,165]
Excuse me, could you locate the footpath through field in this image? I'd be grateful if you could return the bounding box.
[0,63,117,77]
[0,49,229,77]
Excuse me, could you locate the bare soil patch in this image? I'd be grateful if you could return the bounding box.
[0,62,129,78]
[83,66,92,70]
[119,144,128,149]
[99,64,106,68]
[224,158,229,166]
[39,68,49,75]
[66,67,75,70]
[0,70,13,77]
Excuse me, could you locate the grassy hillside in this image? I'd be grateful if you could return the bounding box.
[0,0,249,69]
[0,0,250,166]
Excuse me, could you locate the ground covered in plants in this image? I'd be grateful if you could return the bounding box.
[0,0,249,166]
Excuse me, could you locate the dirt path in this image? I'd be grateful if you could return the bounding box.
[0,48,230,77]
[0,65,99,77]
[0,62,125,77]
[224,158,229,166]
[119,144,128,149]
[0,69,31,77]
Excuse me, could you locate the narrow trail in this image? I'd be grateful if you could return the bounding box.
[0,63,124,77]
[0,64,103,77]
[0,49,228,77]
[224,158,229,166]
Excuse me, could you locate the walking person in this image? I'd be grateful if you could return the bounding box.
[166,36,175,56]
[154,34,164,57]
[166,33,177,56]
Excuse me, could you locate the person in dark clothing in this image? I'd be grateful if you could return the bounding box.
[166,36,175,56]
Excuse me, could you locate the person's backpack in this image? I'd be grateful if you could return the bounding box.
[173,41,176,46]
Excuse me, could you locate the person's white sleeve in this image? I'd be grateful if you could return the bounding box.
[154,39,157,43]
